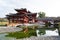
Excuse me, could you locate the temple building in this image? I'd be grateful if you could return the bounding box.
[6,8,37,26]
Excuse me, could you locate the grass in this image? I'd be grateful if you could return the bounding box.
[0,22,8,26]
[5,28,37,39]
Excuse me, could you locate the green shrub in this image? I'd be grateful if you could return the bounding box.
[38,29,45,35]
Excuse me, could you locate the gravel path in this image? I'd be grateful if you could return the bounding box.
[0,27,22,33]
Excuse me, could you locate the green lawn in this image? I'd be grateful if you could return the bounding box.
[0,22,8,26]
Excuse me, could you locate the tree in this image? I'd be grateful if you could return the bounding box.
[38,12,45,18]
[45,22,51,28]
[0,18,3,25]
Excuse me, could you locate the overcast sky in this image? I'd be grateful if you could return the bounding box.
[0,0,60,18]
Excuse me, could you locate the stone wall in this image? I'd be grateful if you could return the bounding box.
[17,36,60,40]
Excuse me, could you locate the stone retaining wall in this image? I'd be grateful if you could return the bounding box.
[17,36,60,40]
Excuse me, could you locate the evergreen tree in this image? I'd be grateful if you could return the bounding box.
[38,12,45,18]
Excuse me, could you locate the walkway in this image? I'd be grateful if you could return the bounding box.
[0,27,22,33]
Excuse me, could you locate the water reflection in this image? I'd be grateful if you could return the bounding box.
[36,29,59,37]
[0,33,16,40]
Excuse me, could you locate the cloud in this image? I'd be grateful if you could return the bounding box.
[0,0,60,17]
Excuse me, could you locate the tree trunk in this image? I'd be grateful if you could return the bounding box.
[24,26,28,33]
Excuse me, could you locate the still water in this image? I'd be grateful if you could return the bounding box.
[0,33,16,40]
[36,29,59,37]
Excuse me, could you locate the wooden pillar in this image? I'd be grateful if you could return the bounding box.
[32,18,35,23]
[9,19,10,24]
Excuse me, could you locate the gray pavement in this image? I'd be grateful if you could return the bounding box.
[0,27,22,33]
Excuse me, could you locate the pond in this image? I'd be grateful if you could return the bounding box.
[36,29,59,37]
[0,33,16,40]
[0,27,22,40]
